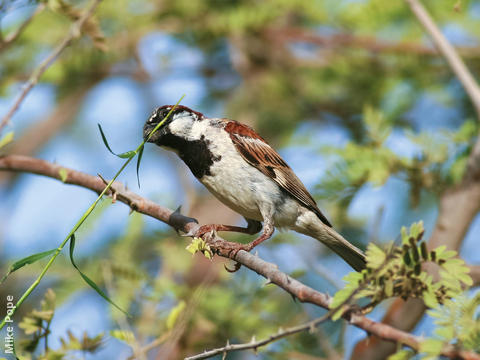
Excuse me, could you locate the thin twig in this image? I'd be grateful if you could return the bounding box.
[0,0,103,134]
[404,0,480,118]
[268,27,480,58]
[184,313,332,360]
[1,155,479,360]
[0,3,46,52]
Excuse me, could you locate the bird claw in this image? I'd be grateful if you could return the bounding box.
[228,245,249,259]
[222,244,253,273]
[217,242,253,259]
[224,261,242,273]
[182,225,216,239]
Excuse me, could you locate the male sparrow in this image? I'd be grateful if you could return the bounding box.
[143,105,366,271]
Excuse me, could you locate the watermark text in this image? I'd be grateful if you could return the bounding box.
[4,295,15,354]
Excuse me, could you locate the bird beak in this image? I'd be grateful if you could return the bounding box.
[143,122,158,143]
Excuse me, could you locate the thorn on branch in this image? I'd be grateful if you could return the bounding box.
[97,173,116,202]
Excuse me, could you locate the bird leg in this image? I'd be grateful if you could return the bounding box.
[192,219,273,272]
[211,222,275,273]
[235,221,274,252]
[220,219,275,259]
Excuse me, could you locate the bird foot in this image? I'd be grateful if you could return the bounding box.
[190,224,217,239]
[211,240,253,259]
[188,226,255,273]
[218,242,253,273]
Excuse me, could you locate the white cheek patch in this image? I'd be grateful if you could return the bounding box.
[168,114,196,138]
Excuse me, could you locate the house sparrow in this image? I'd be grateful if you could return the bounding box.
[143,105,366,271]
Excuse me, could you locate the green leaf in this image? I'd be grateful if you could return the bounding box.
[330,271,364,316]
[97,124,116,155]
[453,120,477,142]
[419,338,444,355]
[400,226,407,242]
[97,124,135,159]
[365,243,386,269]
[410,221,424,241]
[59,168,68,182]
[400,221,423,245]
[136,145,144,188]
[19,316,42,335]
[435,324,455,339]
[166,300,186,330]
[68,234,129,315]
[387,349,415,360]
[186,237,213,259]
[331,305,348,321]
[0,131,14,149]
[423,289,438,308]
[110,330,135,344]
[385,278,393,297]
[436,248,457,261]
[449,155,467,183]
[363,106,391,144]
[117,150,136,159]
[30,309,54,322]
[1,248,57,284]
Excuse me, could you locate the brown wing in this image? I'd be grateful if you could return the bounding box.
[225,121,331,227]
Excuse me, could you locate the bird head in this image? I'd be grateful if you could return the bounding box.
[143,105,204,144]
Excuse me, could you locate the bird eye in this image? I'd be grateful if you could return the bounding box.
[148,112,156,123]
[162,108,171,118]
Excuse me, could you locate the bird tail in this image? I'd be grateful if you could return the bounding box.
[295,214,366,271]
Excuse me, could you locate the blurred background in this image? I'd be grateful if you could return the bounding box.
[0,0,479,359]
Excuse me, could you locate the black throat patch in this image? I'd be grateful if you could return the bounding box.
[155,133,221,178]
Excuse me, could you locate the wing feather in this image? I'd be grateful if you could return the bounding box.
[225,121,331,227]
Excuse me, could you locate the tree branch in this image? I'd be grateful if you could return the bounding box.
[0,0,103,134]
[184,314,332,360]
[404,0,480,118]
[0,84,96,186]
[266,27,480,58]
[1,155,479,360]
[0,3,46,53]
